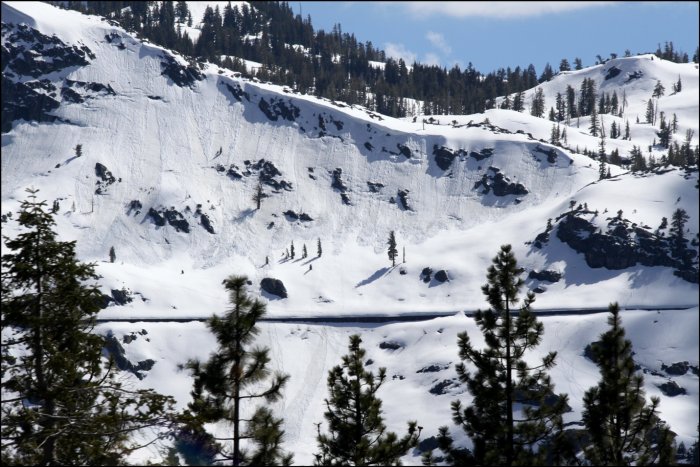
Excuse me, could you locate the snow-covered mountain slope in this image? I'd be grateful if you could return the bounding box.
[1,1,698,320]
[101,307,700,465]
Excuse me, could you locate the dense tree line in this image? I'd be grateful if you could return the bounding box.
[47,0,667,119]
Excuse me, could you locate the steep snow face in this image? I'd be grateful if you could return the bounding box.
[1,2,698,319]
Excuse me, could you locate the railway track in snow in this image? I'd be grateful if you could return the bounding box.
[95,305,697,324]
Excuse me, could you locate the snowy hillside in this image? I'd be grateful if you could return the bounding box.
[2,2,698,319]
[2,2,698,465]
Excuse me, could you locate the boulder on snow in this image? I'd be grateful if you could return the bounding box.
[260,278,287,299]
[434,270,449,282]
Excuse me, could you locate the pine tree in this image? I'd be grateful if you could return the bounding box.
[445,245,568,466]
[645,99,655,124]
[290,241,295,259]
[1,189,174,465]
[582,303,676,465]
[314,335,420,466]
[109,245,116,263]
[574,57,583,70]
[317,238,322,257]
[670,208,689,260]
[253,181,265,210]
[183,276,292,466]
[302,244,307,259]
[387,231,398,267]
[530,88,545,118]
[624,119,631,140]
[652,80,666,99]
[589,101,599,136]
[74,143,83,158]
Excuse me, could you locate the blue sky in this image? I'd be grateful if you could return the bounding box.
[296,1,699,74]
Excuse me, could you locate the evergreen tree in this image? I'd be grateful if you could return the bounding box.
[645,99,655,124]
[1,189,174,465]
[183,276,292,466]
[74,143,83,158]
[670,208,690,260]
[290,241,295,259]
[512,91,525,112]
[630,146,647,172]
[109,245,116,263]
[314,335,420,466]
[445,245,568,466]
[624,119,631,140]
[559,58,571,72]
[582,303,676,465]
[253,181,265,210]
[302,244,307,259]
[589,101,599,136]
[657,112,671,148]
[317,238,322,257]
[387,231,398,267]
[652,80,666,99]
[574,57,583,70]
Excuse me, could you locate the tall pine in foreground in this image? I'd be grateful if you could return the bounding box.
[582,303,676,465]
[1,189,175,465]
[314,334,420,466]
[183,275,292,466]
[430,244,568,466]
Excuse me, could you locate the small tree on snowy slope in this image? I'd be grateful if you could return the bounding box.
[387,231,398,267]
[183,276,292,466]
[429,244,568,466]
[582,303,676,465]
[253,181,265,210]
[314,335,420,466]
[317,238,322,257]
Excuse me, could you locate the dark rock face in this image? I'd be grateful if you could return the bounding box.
[429,379,459,395]
[532,145,558,164]
[2,23,93,78]
[331,168,351,205]
[260,278,287,298]
[258,97,300,122]
[103,333,156,380]
[397,143,412,158]
[283,210,313,222]
[433,146,456,170]
[474,167,528,197]
[528,270,562,283]
[625,70,643,83]
[200,213,215,234]
[421,267,433,283]
[417,363,450,373]
[397,189,411,211]
[147,207,190,233]
[247,159,293,191]
[434,270,449,282]
[221,82,249,102]
[604,66,622,80]
[147,208,166,227]
[1,76,61,132]
[95,163,117,194]
[367,181,384,193]
[163,208,190,233]
[111,288,133,306]
[160,54,203,87]
[469,147,494,161]
[432,145,466,170]
[379,341,403,350]
[554,212,698,282]
[658,380,686,397]
[661,361,690,376]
